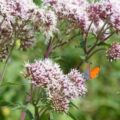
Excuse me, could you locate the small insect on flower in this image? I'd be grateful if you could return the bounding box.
[82,63,100,80]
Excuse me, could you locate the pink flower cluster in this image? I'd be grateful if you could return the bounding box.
[31,7,57,37]
[51,94,69,112]
[24,59,87,112]
[106,42,120,61]
[44,0,89,34]
[68,69,87,96]
[0,0,57,61]
[87,0,120,31]
[43,0,120,35]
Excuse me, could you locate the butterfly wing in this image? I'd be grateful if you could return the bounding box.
[90,67,100,79]
[82,69,90,80]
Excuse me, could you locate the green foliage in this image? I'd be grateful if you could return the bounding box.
[33,0,43,6]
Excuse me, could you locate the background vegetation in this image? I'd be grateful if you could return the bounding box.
[0,0,120,120]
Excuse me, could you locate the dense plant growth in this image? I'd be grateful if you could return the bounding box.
[0,0,120,120]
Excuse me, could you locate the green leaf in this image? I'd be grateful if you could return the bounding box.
[79,55,86,60]
[12,105,21,111]
[11,104,33,120]
[87,44,92,48]
[94,0,101,3]
[67,112,78,120]
[79,38,84,48]
[1,82,19,87]
[70,102,80,111]
[50,113,54,120]
[87,0,92,3]
[54,56,62,61]
[16,39,20,49]
[0,82,29,88]
[24,107,34,120]
[99,42,110,47]
[33,0,43,6]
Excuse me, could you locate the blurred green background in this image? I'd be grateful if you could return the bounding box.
[0,0,120,120]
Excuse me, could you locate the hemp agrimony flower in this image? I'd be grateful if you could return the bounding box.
[0,0,57,61]
[87,0,120,30]
[24,59,87,112]
[106,42,120,61]
[68,69,87,96]
[43,0,89,34]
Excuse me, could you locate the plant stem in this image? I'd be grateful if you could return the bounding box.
[77,48,106,70]
[84,22,93,54]
[87,22,108,54]
[52,35,77,50]
[21,38,53,120]
[0,19,28,85]
[35,104,39,120]
[44,37,52,59]
[48,115,50,120]
[0,44,15,84]
[20,89,31,120]
[97,32,115,46]
[39,107,48,119]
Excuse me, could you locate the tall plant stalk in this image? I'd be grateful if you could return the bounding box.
[0,45,14,84]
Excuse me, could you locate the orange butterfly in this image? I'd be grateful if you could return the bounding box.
[90,67,100,79]
[82,64,100,80]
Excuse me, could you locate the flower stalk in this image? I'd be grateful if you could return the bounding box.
[0,44,14,84]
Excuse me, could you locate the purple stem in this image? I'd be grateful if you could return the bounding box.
[20,89,31,120]
[20,37,52,120]
[44,37,52,59]
[52,35,77,50]
[84,22,93,54]
[76,48,106,70]
[20,33,78,120]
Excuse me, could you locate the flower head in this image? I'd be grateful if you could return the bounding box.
[43,0,89,34]
[87,0,120,31]
[24,59,87,112]
[106,42,120,61]
[0,0,57,61]
[51,94,69,112]
[32,7,57,37]
[68,69,87,96]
